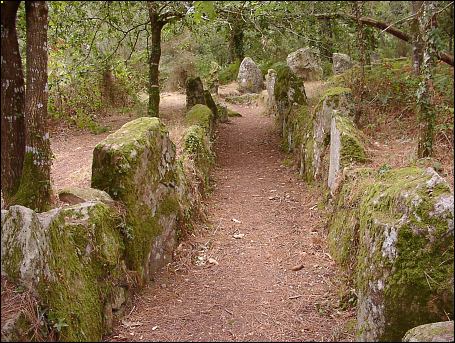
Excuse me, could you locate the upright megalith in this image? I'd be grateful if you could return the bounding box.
[207,61,221,94]
[92,117,179,282]
[286,47,323,81]
[186,77,206,110]
[332,53,353,75]
[204,90,218,120]
[237,57,264,93]
[327,115,367,193]
[265,68,277,115]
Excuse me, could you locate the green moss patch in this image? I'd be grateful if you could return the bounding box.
[185,104,214,134]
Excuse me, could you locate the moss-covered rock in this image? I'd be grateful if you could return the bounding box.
[58,187,114,205]
[216,104,229,123]
[312,87,355,182]
[273,63,307,111]
[182,125,214,192]
[204,90,218,119]
[402,320,454,342]
[91,117,179,282]
[225,93,260,105]
[186,76,206,110]
[1,201,126,341]
[327,167,454,341]
[227,109,242,117]
[328,115,367,193]
[185,104,214,136]
[1,205,54,288]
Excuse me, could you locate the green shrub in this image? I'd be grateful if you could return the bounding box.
[219,60,240,84]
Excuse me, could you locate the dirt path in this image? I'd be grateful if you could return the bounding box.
[106,97,354,341]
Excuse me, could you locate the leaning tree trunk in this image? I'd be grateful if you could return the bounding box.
[411,1,424,75]
[147,2,163,117]
[1,1,26,206]
[417,1,437,158]
[14,1,52,211]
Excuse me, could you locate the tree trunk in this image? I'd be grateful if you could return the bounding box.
[14,1,52,211]
[147,2,163,117]
[1,1,26,206]
[228,22,244,63]
[319,18,333,63]
[411,1,424,75]
[417,1,437,158]
[354,1,365,127]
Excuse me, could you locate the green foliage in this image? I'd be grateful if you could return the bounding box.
[219,60,240,84]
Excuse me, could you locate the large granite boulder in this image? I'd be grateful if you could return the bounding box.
[237,57,263,93]
[286,48,323,81]
[402,321,454,342]
[92,117,179,281]
[186,77,206,110]
[332,53,353,75]
[328,167,454,341]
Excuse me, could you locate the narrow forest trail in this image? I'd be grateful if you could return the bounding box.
[107,89,354,342]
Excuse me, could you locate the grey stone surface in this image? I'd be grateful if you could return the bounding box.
[286,48,323,81]
[332,53,353,75]
[237,57,264,93]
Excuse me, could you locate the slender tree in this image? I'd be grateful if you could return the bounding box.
[1,1,26,206]
[13,1,52,211]
[411,1,424,75]
[353,1,366,126]
[417,1,438,158]
[147,2,186,117]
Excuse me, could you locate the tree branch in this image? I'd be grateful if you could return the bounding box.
[315,12,454,66]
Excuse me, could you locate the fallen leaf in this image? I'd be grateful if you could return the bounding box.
[208,258,219,265]
[291,264,304,271]
[122,320,143,328]
[233,233,245,239]
[152,326,159,331]
[232,218,241,224]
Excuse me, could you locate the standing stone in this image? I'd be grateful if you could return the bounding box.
[204,90,218,119]
[207,61,220,94]
[237,57,264,93]
[186,77,206,110]
[265,69,277,115]
[286,48,323,81]
[332,53,353,75]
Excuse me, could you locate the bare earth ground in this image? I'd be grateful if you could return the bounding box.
[105,87,355,342]
[50,92,187,191]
